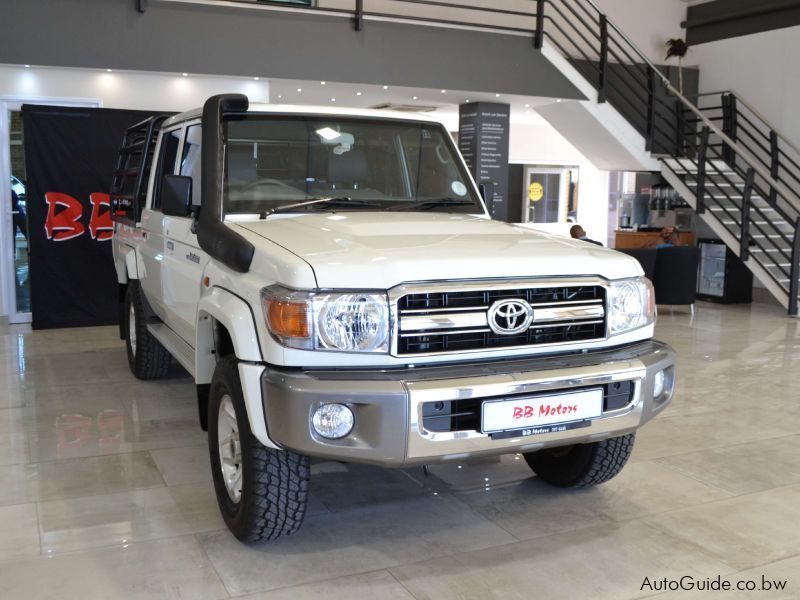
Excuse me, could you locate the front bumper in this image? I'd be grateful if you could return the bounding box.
[261,340,676,467]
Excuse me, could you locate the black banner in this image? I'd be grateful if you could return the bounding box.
[458,102,510,221]
[21,105,156,329]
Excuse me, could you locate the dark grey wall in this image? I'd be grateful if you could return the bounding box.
[2,0,584,99]
[685,0,800,45]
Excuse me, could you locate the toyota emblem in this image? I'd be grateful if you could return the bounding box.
[487,299,534,335]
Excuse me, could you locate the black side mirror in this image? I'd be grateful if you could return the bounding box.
[161,175,193,217]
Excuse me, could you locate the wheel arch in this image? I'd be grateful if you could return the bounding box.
[195,287,277,449]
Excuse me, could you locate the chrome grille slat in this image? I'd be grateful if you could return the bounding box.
[394,282,607,356]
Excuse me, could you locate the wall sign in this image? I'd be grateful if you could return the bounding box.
[21,105,157,329]
[458,102,511,221]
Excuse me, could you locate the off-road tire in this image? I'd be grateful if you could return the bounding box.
[125,283,171,379]
[523,433,635,488]
[208,356,310,543]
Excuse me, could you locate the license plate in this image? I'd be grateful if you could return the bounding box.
[481,388,604,434]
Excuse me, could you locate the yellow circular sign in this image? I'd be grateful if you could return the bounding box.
[528,182,544,202]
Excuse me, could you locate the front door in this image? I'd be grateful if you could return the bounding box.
[160,123,207,345]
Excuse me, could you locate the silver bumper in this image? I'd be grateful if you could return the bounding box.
[261,340,676,467]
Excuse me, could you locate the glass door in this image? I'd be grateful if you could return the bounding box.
[8,109,30,322]
[521,166,575,224]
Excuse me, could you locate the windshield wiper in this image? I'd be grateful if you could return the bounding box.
[261,196,381,218]
[387,198,476,211]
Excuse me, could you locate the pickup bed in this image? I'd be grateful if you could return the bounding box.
[112,94,676,543]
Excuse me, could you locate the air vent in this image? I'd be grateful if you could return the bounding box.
[370,103,439,113]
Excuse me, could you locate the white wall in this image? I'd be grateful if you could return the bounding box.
[594,0,687,65]
[690,26,800,144]
[510,122,610,245]
[0,65,270,319]
[0,65,270,111]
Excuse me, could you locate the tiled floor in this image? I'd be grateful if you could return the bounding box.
[0,301,798,599]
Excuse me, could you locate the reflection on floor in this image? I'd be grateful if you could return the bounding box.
[0,301,799,599]
[14,233,30,314]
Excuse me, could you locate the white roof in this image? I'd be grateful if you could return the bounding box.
[164,102,446,128]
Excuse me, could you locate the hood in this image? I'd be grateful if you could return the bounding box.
[232,212,641,289]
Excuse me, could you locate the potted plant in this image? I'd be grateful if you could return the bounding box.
[665,38,689,94]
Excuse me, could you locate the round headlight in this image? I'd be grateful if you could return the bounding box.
[316,294,389,352]
[312,403,354,439]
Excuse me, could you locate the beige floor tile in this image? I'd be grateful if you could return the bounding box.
[38,486,224,554]
[458,460,731,540]
[25,407,206,463]
[631,405,799,462]
[0,503,40,561]
[0,452,164,506]
[645,485,800,571]
[167,481,228,530]
[236,570,414,600]
[389,519,732,600]
[150,445,212,486]
[0,407,29,465]
[0,535,228,600]
[198,494,515,596]
[641,555,800,599]
[655,435,800,495]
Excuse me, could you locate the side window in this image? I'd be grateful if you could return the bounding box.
[151,129,180,210]
[181,125,202,209]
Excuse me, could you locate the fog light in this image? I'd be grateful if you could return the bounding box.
[653,369,666,398]
[312,403,354,439]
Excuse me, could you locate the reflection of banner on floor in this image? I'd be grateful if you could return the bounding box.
[21,106,156,329]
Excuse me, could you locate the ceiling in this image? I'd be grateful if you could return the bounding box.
[267,77,564,129]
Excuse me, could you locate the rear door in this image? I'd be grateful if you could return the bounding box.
[139,126,181,319]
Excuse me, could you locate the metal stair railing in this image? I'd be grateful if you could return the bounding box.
[534,0,800,315]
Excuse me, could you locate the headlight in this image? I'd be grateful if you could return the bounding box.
[262,286,390,353]
[607,277,655,335]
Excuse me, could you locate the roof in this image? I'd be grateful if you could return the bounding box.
[163,102,446,128]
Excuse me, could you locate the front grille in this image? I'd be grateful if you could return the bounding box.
[422,381,635,433]
[396,284,606,355]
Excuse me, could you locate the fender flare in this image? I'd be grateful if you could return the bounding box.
[196,287,262,379]
[196,287,278,449]
[116,244,139,282]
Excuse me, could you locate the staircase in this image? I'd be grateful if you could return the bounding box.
[531,0,800,315]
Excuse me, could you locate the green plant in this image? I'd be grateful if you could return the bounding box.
[665,38,689,94]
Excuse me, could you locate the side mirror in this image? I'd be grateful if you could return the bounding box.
[161,175,193,217]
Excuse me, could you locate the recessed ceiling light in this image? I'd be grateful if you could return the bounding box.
[356,91,362,96]
[331,98,336,102]
[556,98,562,103]
[182,72,188,77]
[465,99,471,103]
[524,103,531,108]
[412,96,418,100]
[24,64,31,68]
[441,89,447,94]
[106,68,113,72]
[296,88,302,92]
[382,85,389,90]
[320,81,326,85]
[253,76,260,81]
[277,95,282,99]
[495,93,501,97]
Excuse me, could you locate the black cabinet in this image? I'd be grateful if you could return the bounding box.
[696,239,753,303]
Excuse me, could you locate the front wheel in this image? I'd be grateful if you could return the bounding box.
[523,433,635,488]
[208,356,310,543]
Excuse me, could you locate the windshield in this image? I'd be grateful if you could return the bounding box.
[223,114,484,214]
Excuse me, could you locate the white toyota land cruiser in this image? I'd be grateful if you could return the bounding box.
[111,94,676,543]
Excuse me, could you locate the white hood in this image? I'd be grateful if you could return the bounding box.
[233,212,640,289]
